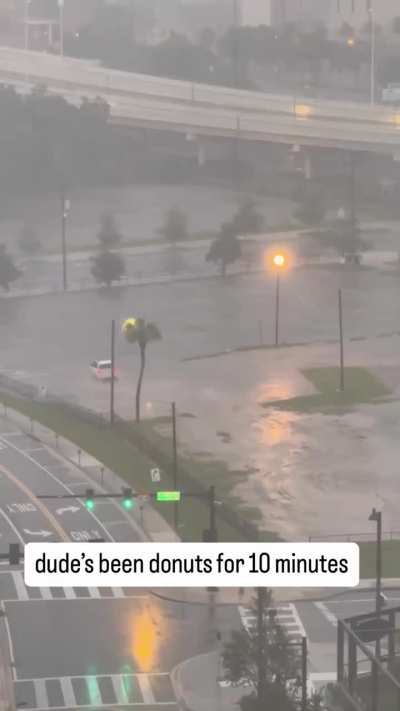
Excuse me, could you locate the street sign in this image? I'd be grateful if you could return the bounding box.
[353,617,393,643]
[150,468,161,482]
[156,491,181,502]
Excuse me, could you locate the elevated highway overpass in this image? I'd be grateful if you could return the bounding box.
[1,46,400,153]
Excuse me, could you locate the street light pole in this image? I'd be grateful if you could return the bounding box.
[338,289,344,392]
[58,0,64,57]
[110,319,116,425]
[369,3,375,106]
[24,0,31,51]
[61,191,70,291]
[369,507,382,711]
[275,273,280,347]
[256,588,266,706]
[369,507,382,619]
[171,401,179,533]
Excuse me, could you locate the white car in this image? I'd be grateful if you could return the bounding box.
[382,83,400,104]
[90,360,117,381]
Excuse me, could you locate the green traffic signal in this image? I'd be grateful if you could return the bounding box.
[85,489,95,511]
[122,488,134,510]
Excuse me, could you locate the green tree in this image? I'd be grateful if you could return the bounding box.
[97,213,123,249]
[0,245,21,291]
[231,200,264,235]
[91,250,125,287]
[223,589,323,711]
[18,224,42,256]
[206,222,241,276]
[123,318,162,421]
[159,206,189,243]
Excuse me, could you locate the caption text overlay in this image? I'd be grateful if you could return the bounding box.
[25,542,359,588]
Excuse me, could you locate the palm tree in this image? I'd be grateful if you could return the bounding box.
[122,318,162,422]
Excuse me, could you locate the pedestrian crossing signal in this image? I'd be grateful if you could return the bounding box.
[85,489,95,511]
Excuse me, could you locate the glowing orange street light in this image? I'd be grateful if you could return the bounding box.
[273,253,286,269]
[347,36,355,47]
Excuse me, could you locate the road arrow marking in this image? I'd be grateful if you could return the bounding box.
[56,506,80,515]
[23,529,52,538]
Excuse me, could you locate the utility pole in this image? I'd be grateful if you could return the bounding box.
[369,507,382,711]
[171,402,178,532]
[208,485,217,541]
[338,289,344,392]
[110,320,115,425]
[369,2,375,106]
[61,190,70,291]
[256,588,266,706]
[301,637,308,711]
[58,0,64,57]
[275,272,280,347]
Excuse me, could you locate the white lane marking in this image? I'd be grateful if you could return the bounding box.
[0,433,22,437]
[39,588,52,600]
[12,571,28,600]
[34,678,49,709]
[111,675,129,705]
[288,603,307,638]
[24,448,46,454]
[327,598,400,604]
[1,600,16,681]
[310,672,336,682]
[315,601,338,627]
[23,529,52,538]
[112,588,125,599]
[60,677,76,708]
[63,588,76,599]
[88,588,100,599]
[0,507,26,543]
[55,506,80,515]
[85,676,102,706]
[137,674,156,704]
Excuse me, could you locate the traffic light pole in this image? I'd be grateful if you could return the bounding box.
[172,402,178,533]
[110,319,116,425]
[208,485,217,541]
[61,191,68,291]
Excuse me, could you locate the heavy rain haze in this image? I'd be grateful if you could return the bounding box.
[1,2,400,711]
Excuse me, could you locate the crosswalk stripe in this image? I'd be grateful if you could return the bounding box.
[60,678,76,708]
[137,675,155,705]
[86,676,102,706]
[12,572,28,600]
[34,679,48,709]
[63,588,76,599]
[111,675,130,705]
[112,588,125,599]
[39,588,52,600]
[88,588,100,599]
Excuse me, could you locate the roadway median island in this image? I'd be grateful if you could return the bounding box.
[0,390,277,544]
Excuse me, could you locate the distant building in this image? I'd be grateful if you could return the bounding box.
[239,0,271,27]
[271,0,400,34]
